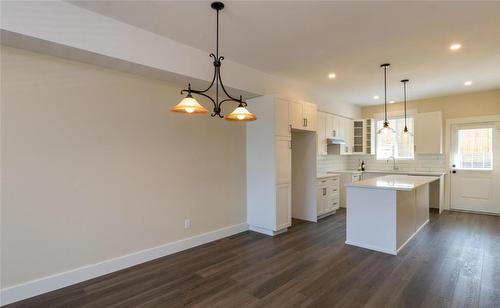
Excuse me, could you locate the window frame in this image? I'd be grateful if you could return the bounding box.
[375,116,415,160]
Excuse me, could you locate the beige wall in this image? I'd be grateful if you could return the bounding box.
[362,88,500,147]
[0,46,246,287]
[362,88,500,120]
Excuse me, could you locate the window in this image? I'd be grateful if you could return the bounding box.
[455,128,492,170]
[376,117,414,160]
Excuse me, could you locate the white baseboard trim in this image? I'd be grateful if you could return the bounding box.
[345,240,397,255]
[248,225,287,236]
[397,219,430,254]
[0,222,248,306]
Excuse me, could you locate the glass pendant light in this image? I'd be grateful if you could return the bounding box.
[400,79,412,146]
[171,89,208,114]
[225,102,257,122]
[377,63,395,144]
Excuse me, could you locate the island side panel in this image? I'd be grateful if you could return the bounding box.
[415,183,430,229]
[396,190,417,250]
[346,186,397,255]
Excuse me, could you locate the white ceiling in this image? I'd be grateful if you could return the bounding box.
[70,1,500,106]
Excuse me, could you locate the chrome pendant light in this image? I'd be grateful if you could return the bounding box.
[171,2,256,122]
[377,63,395,144]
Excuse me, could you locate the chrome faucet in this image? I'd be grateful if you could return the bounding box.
[387,156,399,171]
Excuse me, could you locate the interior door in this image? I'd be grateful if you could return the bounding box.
[450,122,500,214]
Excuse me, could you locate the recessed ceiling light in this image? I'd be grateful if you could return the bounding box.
[389,101,395,104]
[464,81,472,86]
[450,43,462,51]
[328,73,336,79]
[373,95,380,100]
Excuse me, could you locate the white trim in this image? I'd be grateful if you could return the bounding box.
[396,219,429,254]
[444,114,500,211]
[248,225,287,236]
[0,223,248,306]
[345,240,396,255]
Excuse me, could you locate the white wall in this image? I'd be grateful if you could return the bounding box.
[0,46,246,289]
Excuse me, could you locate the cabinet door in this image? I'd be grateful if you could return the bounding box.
[303,104,317,131]
[276,183,291,230]
[275,99,291,137]
[317,186,327,215]
[289,101,304,129]
[317,112,327,155]
[276,137,291,184]
[415,112,442,154]
[325,114,334,139]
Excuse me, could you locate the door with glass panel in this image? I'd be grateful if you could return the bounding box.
[450,122,500,214]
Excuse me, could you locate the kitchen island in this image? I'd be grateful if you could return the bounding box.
[346,175,439,255]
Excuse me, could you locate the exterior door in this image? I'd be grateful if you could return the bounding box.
[450,122,500,214]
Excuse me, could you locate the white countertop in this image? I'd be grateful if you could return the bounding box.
[327,170,446,176]
[317,174,340,179]
[347,175,440,191]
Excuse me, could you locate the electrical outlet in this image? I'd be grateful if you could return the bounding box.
[184,219,191,229]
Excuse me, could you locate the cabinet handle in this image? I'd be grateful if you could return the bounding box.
[289,140,292,149]
[333,130,336,137]
[303,118,306,127]
[306,118,308,127]
[323,188,327,196]
[289,124,292,133]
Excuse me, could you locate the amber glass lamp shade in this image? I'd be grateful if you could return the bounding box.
[170,94,208,114]
[224,105,257,122]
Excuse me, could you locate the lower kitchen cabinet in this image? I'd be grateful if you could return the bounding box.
[317,175,340,218]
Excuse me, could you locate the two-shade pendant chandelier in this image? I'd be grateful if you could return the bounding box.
[377,63,412,144]
[170,2,256,122]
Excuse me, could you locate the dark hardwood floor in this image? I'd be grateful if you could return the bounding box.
[7,209,500,308]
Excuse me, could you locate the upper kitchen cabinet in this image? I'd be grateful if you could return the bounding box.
[289,100,317,131]
[275,98,292,137]
[415,111,442,154]
[352,119,375,155]
[340,117,354,155]
[317,112,327,155]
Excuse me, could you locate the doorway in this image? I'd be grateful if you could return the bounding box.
[450,121,500,214]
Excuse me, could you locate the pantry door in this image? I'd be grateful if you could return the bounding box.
[450,122,500,214]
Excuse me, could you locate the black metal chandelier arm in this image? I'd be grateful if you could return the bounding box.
[216,62,245,104]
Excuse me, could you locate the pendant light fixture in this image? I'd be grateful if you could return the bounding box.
[377,63,395,144]
[170,2,256,122]
[400,79,412,145]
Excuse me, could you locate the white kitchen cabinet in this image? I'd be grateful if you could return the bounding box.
[340,118,354,155]
[352,119,375,155]
[246,96,292,236]
[415,111,442,154]
[317,176,340,218]
[317,112,327,155]
[276,136,292,184]
[289,100,317,132]
[275,99,291,138]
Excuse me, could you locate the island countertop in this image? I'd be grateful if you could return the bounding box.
[347,174,439,191]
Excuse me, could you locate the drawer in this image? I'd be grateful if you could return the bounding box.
[317,176,339,186]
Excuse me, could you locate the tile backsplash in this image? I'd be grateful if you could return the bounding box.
[318,154,446,173]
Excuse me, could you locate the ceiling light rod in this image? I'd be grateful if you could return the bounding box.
[381,63,390,126]
[173,2,255,121]
[401,79,409,133]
